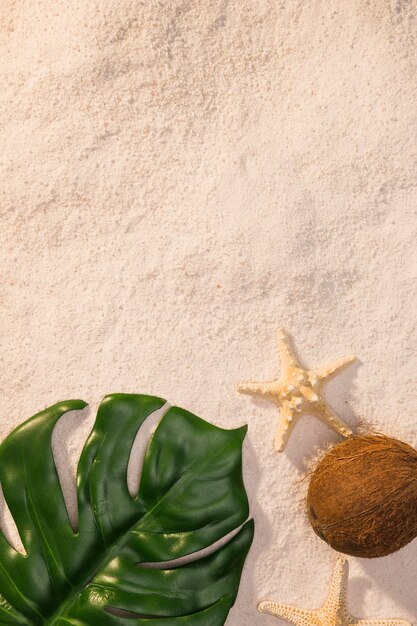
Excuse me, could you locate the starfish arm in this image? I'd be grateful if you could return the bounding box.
[323,558,349,615]
[350,617,412,626]
[314,399,353,438]
[312,355,355,382]
[275,404,297,452]
[259,601,318,625]
[277,328,300,369]
[237,380,277,400]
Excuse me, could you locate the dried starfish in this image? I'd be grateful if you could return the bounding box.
[258,557,411,626]
[238,329,354,452]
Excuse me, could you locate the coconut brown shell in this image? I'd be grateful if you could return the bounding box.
[307,434,417,558]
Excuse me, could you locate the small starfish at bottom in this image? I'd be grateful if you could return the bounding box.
[258,558,411,626]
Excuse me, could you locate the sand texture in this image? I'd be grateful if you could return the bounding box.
[2,1,417,623]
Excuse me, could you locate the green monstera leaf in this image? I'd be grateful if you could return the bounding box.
[0,394,253,625]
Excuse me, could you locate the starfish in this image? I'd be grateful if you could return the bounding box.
[238,329,355,452]
[258,557,411,626]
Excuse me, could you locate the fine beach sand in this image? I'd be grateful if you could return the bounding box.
[2,1,417,623]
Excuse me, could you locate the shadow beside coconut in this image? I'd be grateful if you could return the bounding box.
[356,537,417,622]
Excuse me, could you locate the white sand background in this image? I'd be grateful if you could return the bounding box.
[2,0,417,623]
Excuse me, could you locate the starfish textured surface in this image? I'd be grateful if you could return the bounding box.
[258,558,411,626]
[238,329,355,451]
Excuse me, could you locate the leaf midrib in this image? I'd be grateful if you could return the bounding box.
[44,432,244,625]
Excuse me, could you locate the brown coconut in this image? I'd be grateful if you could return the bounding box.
[307,434,417,558]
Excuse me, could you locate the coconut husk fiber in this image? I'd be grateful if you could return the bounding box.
[307,434,417,558]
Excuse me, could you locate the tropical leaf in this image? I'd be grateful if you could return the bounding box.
[0,394,253,625]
